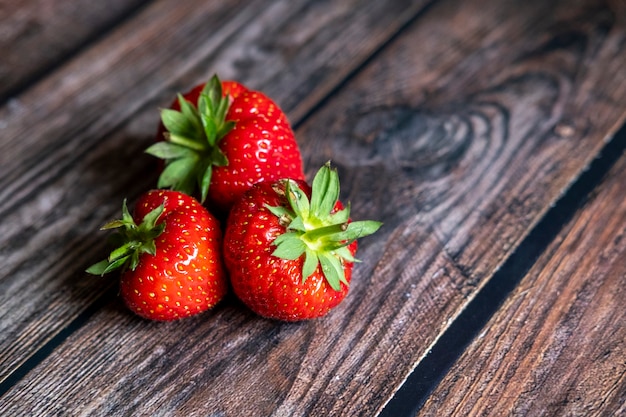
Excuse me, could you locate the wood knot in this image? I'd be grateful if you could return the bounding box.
[554,123,575,138]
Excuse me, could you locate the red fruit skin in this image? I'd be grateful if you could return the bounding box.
[120,190,228,321]
[224,180,357,322]
[157,80,305,211]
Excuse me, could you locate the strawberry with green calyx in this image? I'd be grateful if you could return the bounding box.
[224,163,382,321]
[146,74,305,212]
[88,190,228,321]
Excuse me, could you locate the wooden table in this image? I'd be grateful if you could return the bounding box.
[1,0,625,415]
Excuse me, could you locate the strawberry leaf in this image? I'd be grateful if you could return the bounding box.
[310,162,330,215]
[104,256,130,274]
[100,219,126,230]
[199,97,218,146]
[311,161,339,218]
[161,108,199,142]
[204,75,223,104]
[216,96,230,124]
[143,240,157,257]
[129,252,141,271]
[302,248,319,281]
[121,199,133,225]
[273,231,300,246]
[288,216,306,232]
[199,164,213,204]
[265,204,291,219]
[85,259,111,275]
[272,233,306,260]
[145,142,195,160]
[330,204,350,224]
[286,180,310,218]
[219,121,236,139]
[109,241,139,262]
[210,147,229,167]
[158,157,198,196]
[334,246,357,263]
[323,220,382,243]
[177,94,203,134]
[318,253,346,291]
[140,204,165,231]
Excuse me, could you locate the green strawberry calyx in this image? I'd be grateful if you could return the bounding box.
[86,200,165,275]
[145,74,234,203]
[265,162,382,291]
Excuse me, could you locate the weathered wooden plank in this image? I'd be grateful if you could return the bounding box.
[0,0,259,384]
[417,150,626,416]
[1,0,624,415]
[0,0,432,387]
[273,0,626,414]
[0,0,149,101]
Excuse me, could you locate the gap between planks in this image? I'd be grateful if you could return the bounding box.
[380,120,626,416]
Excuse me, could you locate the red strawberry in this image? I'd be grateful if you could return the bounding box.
[223,163,381,321]
[87,190,228,321]
[146,75,305,212]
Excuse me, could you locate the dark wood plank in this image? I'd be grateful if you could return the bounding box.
[278,0,626,413]
[0,0,149,101]
[418,151,626,416]
[1,0,624,415]
[0,0,432,386]
[0,0,259,383]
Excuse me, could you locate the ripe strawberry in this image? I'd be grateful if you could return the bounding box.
[223,163,381,321]
[146,75,305,212]
[87,190,228,321]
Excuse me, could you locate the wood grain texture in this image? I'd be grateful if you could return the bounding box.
[286,0,626,413]
[0,0,149,101]
[1,0,625,416]
[418,152,626,416]
[0,0,432,388]
[0,0,257,384]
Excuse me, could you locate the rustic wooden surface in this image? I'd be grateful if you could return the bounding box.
[0,0,150,101]
[1,0,625,415]
[0,0,431,385]
[417,150,626,416]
